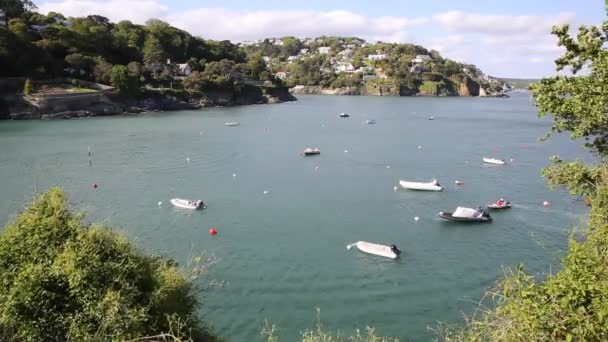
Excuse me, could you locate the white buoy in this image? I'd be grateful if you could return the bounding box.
[510,158,515,162]
[418,145,422,150]
[263,190,269,195]
[233,173,237,177]
[344,149,349,153]
[386,165,391,169]
[393,186,398,191]
[543,201,551,207]
[414,216,420,222]
[186,157,190,163]
[158,201,162,206]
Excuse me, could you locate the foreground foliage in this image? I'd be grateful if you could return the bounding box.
[0,188,218,341]
[439,21,608,342]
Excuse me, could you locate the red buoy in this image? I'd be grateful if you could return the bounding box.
[92,183,98,189]
[455,180,463,186]
[209,228,218,236]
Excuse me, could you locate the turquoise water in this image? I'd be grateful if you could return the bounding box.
[0,94,588,340]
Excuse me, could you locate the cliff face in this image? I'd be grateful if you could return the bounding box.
[3,85,296,120]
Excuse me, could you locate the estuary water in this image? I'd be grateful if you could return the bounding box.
[0,93,589,340]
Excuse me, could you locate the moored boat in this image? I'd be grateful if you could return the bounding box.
[365,119,376,124]
[483,157,506,165]
[399,179,443,191]
[438,207,492,222]
[487,198,511,209]
[339,113,350,118]
[225,122,240,127]
[170,198,205,210]
[347,241,401,259]
[303,148,321,156]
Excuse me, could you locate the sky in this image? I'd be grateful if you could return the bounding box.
[36,0,604,78]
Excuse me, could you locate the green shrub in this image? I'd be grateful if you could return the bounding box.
[0,188,219,341]
[23,78,32,95]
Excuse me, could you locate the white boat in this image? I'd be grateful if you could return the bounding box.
[347,241,401,259]
[365,119,376,124]
[303,147,321,156]
[224,122,240,127]
[170,198,205,210]
[399,179,443,191]
[483,157,506,165]
[339,113,350,118]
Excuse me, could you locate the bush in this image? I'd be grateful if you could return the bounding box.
[0,188,219,341]
[23,78,32,95]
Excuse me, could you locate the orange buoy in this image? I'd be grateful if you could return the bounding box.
[92,183,98,189]
[209,228,218,236]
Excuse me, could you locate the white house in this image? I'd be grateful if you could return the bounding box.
[300,48,309,55]
[336,63,355,73]
[355,66,374,73]
[368,54,387,61]
[412,54,431,64]
[287,56,300,63]
[275,71,290,79]
[176,63,192,76]
[318,46,331,54]
[262,56,271,64]
[338,48,353,59]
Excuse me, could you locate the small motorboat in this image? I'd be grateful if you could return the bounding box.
[487,198,512,209]
[347,241,401,259]
[399,179,443,191]
[483,157,506,165]
[224,122,240,127]
[428,116,435,120]
[339,113,350,118]
[438,207,492,223]
[365,119,376,124]
[303,148,321,156]
[170,198,205,210]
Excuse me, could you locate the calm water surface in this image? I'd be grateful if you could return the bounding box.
[0,94,588,341]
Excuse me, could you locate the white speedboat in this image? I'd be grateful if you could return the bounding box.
[438,207,492,223]
[170,198,205,210]
[339,113,350,118]
[483,157,506,165]
[224,122,240,127]
[399,179,443,191]
[303,147,321,156]
[347,241,401,259]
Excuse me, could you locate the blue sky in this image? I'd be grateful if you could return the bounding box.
[38,0,603,78]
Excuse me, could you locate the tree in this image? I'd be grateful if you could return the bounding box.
[143,34,164,75]
[444,21,608,341]
[127,61,143,77]
[64,53,88,72]
[247,52,266,78]
[93,56,112,84]
[1,0,36,19]
[182,71,209,92]
[23,78,32,94]
[0,188,219,341]
[110,64,139,95]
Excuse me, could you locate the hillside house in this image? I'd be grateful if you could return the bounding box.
[368,54,387,61]
[176,63,192,76]
[262,56,271,64]
[300,48,309,55]
[412,54,431,64]
[338,48,353,59]
[355,66,374,73]
[318,46,331,54]
[335,63,355,73]
[275,71,290,79]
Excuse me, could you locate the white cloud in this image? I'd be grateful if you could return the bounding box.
[39,0,169,24]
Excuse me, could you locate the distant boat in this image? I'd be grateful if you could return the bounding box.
[339,113,350,118]
[347,241,401,259]
[483,157,506,165]
[170,198,205,210]
[438,207,492,223]
[365,119,376,124]
[428,116,435,120]
[225,122,240,127]
[303,148,321,156]
[399,179,443,191]
[487,199,512,210]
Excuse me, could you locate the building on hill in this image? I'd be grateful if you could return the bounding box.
[338,48,353,59]
[368,54,387,61]
[275,71,290,79]
[262,56,271,64]
[318,46,331,54]
[412,54,431,64]
[176,64,192,76]
[300,48,309,55]
[335,63,355,73]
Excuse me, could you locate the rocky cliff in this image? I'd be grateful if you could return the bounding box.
[3,85,296,120]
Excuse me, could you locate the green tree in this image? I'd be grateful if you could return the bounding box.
[23,78,32,94]
[1,0,36,19]
[143,34,164,74]
[110,64,139,95]
[0,188,219,341]
[443,20,608,342]
[93,56,112,84]
[247,52,266,78]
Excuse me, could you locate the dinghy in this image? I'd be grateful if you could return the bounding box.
[303,148,321,156]
[483,157,506,165]
[399,179,443,191]
[339,113,350,118]
[347,241,401,259]
[170,198,205,210]
[224,122,240,127]
[487,198,512,209]
[438,207,492,223]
